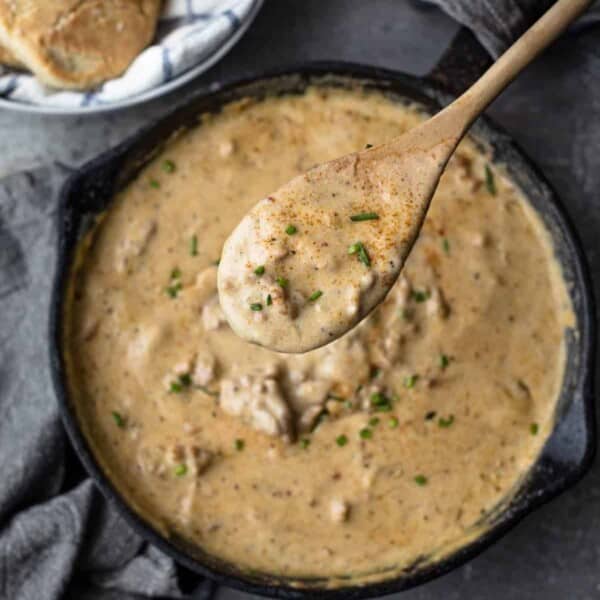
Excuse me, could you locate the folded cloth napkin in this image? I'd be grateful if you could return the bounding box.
[1,2,597,600]
[0,0,261,109]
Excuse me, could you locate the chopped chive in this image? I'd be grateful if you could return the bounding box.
[171,267,181,279]
[254,265,265,276]
[300,438,310,449]
[336,434,348,447]
[111,411,125,428]
[149,179,160,189]
[370,392,388,407]
[369,417,380,427]
[358,245,371,267]
[166,282,182,298]
[389,416,399,428]
[442,238,450,255]
[348,241,371,267]
[276,276,289,288]
[412,289,429,303]
[404,374,419,389]
[530,423,539,435]
[359,427,373,440]
[190,235,198,256]
[425,411,437,421]
[235,439,245,451]
[365,143,373,149]
[179,373,192,387]
[350,212,380,222]
[345,400,353,409]
[250,302,263,311]
[162,159,176,173]
[169,381,183,393]
[266,294,273,306]
[174,463,187,477]
[439,353,450,369]
[285,224,297,235]
[414,474,428,486]
[213,259,220,266]
[308,290,323,302]
[438,415,455,428]
[485,164,497,195]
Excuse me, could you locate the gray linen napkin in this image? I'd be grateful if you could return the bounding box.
[1,3,597,600]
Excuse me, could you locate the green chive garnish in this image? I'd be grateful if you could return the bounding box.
[170,381,183,393]
[348,241,371,267]
[389,416,399,428]
[254,265,265,276]
[266,294,272,306]
[171,267,181,279]
[166,282,182,298]
[190,235,198,256]
[412,290,429,303]
[485,164,496,195]
[359,428,373,440]
[414,474,428,486]
[404,374,418,388]
[350,212,380,222]
[162,159,176,173]
[369,417,380,427]
[235,439,245,451]
[174,464,187,477]
[336,434,348,447]
[111,411,125,428]
[250,302,263,311]
[309,290,323,302]
[276,276,289,288]
[442,238,450,255]
[438,415,455,428]
[300,438,311,449]
[530,423,539,435]
[439,353,450,369]
[285,224,297,235]
[370,392,388,407]
[345,400,353,409]
[149,179,160,189]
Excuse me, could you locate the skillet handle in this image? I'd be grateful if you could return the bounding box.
[427,27,492,96]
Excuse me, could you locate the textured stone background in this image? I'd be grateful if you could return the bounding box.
[1,2,598,598]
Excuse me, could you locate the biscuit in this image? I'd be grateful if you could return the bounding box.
[0,43,23,68]
[0,1,161,89]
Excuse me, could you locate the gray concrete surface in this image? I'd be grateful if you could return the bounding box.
[2,1,599,598]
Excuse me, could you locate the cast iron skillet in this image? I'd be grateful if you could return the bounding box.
[49,29,596,598]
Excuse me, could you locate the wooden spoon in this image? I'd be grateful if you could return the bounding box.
[218,0,591,354]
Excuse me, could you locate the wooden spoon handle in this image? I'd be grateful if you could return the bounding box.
[438,0,593,135]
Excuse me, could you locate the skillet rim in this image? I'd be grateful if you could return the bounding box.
[48,61,597,599]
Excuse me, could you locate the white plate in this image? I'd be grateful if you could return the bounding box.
[0,0,263,116]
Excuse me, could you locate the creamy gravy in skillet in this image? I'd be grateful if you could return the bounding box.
[64,87,573,584]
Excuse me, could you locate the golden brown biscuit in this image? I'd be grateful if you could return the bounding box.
[0,1,161,90]
[0,43,23,68]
